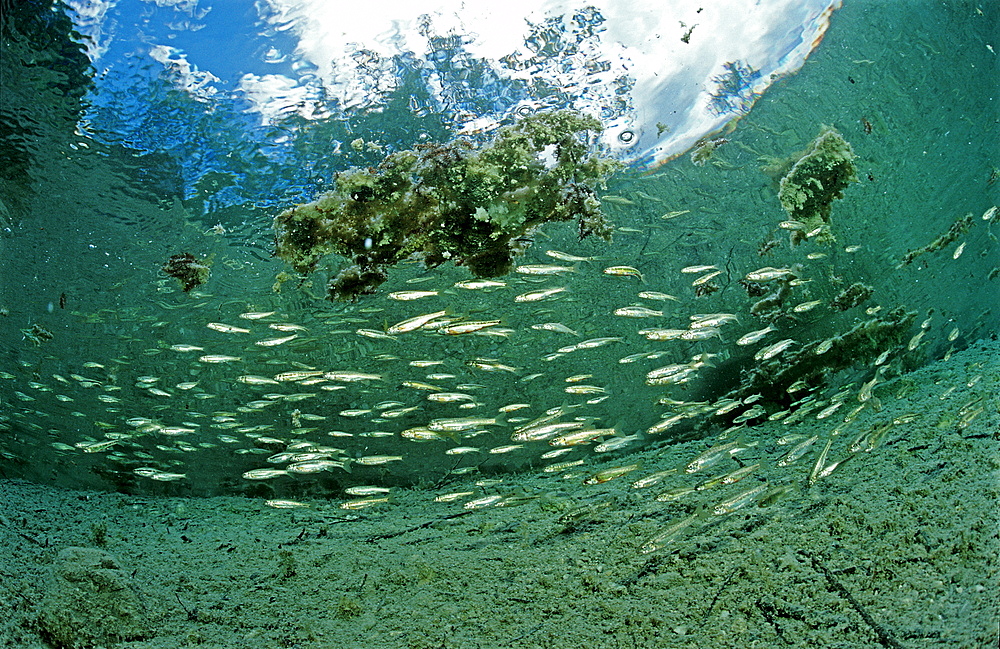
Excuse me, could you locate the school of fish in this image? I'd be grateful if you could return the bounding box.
[1,203,995,551]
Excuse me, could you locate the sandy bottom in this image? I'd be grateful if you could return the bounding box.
[2,339,998,649]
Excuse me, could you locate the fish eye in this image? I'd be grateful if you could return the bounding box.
[617,129,635,144]
[515,105,534,118]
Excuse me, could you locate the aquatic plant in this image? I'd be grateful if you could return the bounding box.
[273,110,621,299]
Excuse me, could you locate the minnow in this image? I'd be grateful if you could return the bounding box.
[434,491,476,502]
[575,337,622,349]
[426,392,475,403]
[680,327,721,341]
[269,323,308,332]
[256,334,298,346]
[637,291,679,301]
[564,384,607,394]
[401,427,450,441]
[530,322,579,335]
[242,468,288,480]
[287,459,349,473]
[514,287,567,302]
[754,338,796,361]
[684,439,747,473]
[387,290,439,300]
[602,266,644,281]
[712,483,770,515]
[169,344,204,352]
[545,250,595,262]
[490,444,525,455]
[238,375,281,385]
[438,320,502,335]
[515,264,576,275]
[429,416,499,432]
[646,413,687,435]
[340,497,390,510]
[401,381,446,391]
[542,459,586,473]
[454,279,506,289]
[354,455,403,466]
[147,471,187,482]
[356,328,398,340]
[322,371,382,382]
[550,428,616,447]
[681,264,718,274]
[640,510,703,553]
[690,313,738,328]
[732,405,766,424]
[744,267,794,282]
[614,306,663,318]
[692,270,723,286]
[466,359,518,373]
[512,421,584,442]
[387,310,448,335]
[381,406,422,418]
[198,354,242,363]
[737,325,776,346]
[273,370,324,382]
[206,322,251,333]
[654,485,697,501]
[583,463,641,485]
[640,328,687,341]
[814,338,835,355]
[344,485,391,496]
[464,495,504,509]
[265,500,309,509]
[776,434,819,466]
[409,360,446,367]
[601,195,634,205]
[444,446,480,455]
[630,468,677,489]
[594,434,641,453]
[792,300,823,313]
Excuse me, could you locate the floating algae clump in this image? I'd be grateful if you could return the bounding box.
[274,110,621,299]
[777,126,857,245]
[161,252,211,292]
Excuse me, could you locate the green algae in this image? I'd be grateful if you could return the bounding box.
[273,110,621,299]
[777,125,857,245]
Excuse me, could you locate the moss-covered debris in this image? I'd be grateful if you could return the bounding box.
[777,126,857,245]
[273,110,621,299]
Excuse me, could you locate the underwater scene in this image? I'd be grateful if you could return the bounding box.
[1,0,997,647]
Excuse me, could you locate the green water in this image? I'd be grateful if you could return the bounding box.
[1,2,998,648]
[0,1,997,499]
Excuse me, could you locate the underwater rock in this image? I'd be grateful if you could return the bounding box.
[37,547,151,649]
[777,126,857,245]
[162,252,211,292]
[273,110,621,299]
